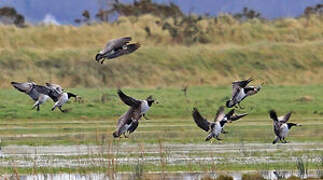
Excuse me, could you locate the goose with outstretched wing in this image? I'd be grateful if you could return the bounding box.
[226,78,261,109]
[269,110,301,144]
[33,84,78,112]
[11,82,50,111]
[95,37,140,64]
[113,89,157,138]
[193,107,248,141]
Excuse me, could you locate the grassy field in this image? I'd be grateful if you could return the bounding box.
[0,15,322,88]
[0,85,322,146]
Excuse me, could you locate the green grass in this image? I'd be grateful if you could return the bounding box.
[0,85,322,145]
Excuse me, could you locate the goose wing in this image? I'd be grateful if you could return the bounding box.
[33,85,61,102]
[269,110,279,121]
[232,78,253,88]
[46,83,63,93]
[102,37,132,54]
[117,89,141,108]
[230,112,248,121]
[106,43,140,59]
[11,82,33,93]
[127,120,139,134]
[231,83,241,100]
[192,108,211,132]
[278,112,292,123]
[214,106,225,122]
[11,82,40,101]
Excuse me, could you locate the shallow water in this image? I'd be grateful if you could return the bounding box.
[2,170,322,180]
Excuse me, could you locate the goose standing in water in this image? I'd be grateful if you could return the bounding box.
[95,37,141,64]
[113,89,157,138]
[11,82,49,111]
[226,78,262,109]
[192,106,247,141]
[269,110,301,144]
[32,84,78,112]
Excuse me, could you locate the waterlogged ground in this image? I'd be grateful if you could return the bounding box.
[0,143,322,168]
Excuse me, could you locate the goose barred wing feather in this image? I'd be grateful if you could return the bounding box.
[45,83,63,93]
[192,108,210,132]
[117,89,141,108]
[278,112,292,123]
[103,37,132,54]
[11,82,40,101]
[33,85,61,102]
[11,82,33,93]
[106,43,140,59]
[214,106,225,122]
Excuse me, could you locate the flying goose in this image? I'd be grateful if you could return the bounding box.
[113,89,156,138]
[192,106,247,141]
[32,84,77,112]
[95,37,141,64]
[226,78,262,109]
[11,82,50,111]
[269,110,301,144]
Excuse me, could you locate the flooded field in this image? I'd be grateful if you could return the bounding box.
[1,171,322,180]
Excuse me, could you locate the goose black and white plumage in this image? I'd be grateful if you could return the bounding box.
[95,37,141,64]
[113,89,156,138]
[269,110,301,144]
[192,106,247,141]
[11,82,50,111]
[32,84,77,112]
[226,78,262,109]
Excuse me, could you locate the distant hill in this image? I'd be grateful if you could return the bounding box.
[0,0,322,24]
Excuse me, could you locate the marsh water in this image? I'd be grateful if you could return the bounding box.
[2,170,322,180]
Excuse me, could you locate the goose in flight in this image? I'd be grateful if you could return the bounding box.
[192,106,247,141]
[269,110,301,144]
[95,37,141,64]
[32,84,77,112]
[113,89,157,138]
[11,81,50,111]
[226,78,262,109]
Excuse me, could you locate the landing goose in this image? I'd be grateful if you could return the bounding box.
[11,82,49,111]
[32,84,77,112]
[226,78,261,109]
[192,106,247,141]
[113,89,156,138]
[269,110,301,144]
[95,37,140,64]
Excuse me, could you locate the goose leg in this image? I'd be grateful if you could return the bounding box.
[37,105,40,111]
[58,107,66,113]
[221,129,228,134]
[216,136,222,141]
